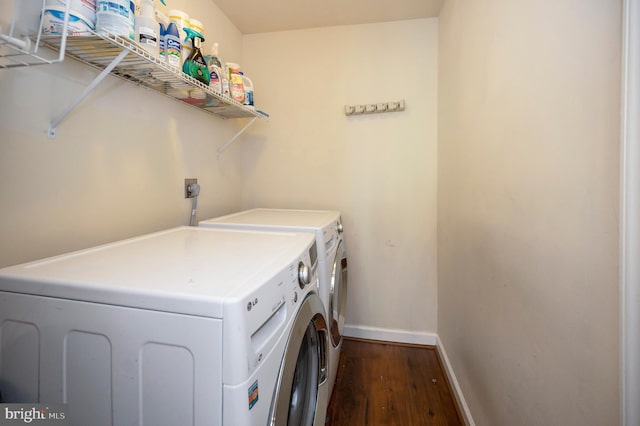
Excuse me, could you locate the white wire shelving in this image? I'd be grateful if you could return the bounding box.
[0,0,267,155]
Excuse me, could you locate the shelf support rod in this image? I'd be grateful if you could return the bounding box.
[216,116,258,158]
[48,48,129,139]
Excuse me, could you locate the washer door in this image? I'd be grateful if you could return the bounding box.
[329,239,348,348]
[270,294,329,426]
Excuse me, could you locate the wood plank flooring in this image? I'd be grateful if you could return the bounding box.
[326,338,463,426]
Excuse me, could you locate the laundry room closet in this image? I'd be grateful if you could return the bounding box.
[0,0,631,424]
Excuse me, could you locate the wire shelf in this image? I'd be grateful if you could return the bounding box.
[38,32,266,120]
[1,0,267,151]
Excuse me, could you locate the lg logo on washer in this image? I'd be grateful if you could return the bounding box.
[247,298,258,311]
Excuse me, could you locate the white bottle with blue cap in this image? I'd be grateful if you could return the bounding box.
[164,22,181,67]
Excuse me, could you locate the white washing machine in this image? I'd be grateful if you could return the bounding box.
[199,209,348,398]
[0,226,329,426]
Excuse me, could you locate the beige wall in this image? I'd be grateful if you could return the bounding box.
[0,0,247,268]
[437,0,621,424]
[240,19,439,338]
[2,2,625,422]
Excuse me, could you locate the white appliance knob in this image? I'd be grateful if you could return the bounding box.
[298,262,311,288]
[337,222,344,234]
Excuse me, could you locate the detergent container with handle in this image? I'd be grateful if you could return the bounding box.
[240,72,254,108]
[226,62,245,103]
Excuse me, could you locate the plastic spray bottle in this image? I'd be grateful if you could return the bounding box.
[182,28,210,85]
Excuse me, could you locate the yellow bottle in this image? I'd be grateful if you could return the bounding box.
[226,62,245,103]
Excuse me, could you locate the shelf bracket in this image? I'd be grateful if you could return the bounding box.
[216,116,258,158]
[47,47,129,139]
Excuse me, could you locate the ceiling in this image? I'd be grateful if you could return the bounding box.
[212,0,444,34]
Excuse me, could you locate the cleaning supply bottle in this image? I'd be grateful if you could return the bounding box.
[209,42,222,68]
[134,0,158,56]
[209,43,229,97]
[207,62,222,94]
[226,62,245,103]
[158,22,166,61]
[182,28,210,85]
[206,44,223,94]
[240,72,254,107]
[164,22,181,67]
[221,65,230,97]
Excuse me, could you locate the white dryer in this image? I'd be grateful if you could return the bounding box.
[199,209,348,398]
[0,227,329,426]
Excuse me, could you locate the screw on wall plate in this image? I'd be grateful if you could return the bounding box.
[184,178,198,198]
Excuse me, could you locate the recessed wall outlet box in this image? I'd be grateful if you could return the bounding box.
[184,178,198,198]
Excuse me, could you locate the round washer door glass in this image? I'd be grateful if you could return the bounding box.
[288,322,320,425]
[270,294,328,426]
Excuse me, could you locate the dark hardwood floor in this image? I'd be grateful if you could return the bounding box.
[326,338,463,426]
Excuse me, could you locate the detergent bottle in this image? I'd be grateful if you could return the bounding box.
[226,62,245,103]
[206,44,223,94]
[209,43,230,97]
[182,28,210,85]
[207,62,222,94]
[240,72,254,107]
[221,63,230,97]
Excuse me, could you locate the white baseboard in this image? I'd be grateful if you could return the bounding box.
[343,324,437,346]
[436,335,475,426]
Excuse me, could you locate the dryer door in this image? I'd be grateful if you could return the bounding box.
[269,294,328,426]
[329,239,348,348]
